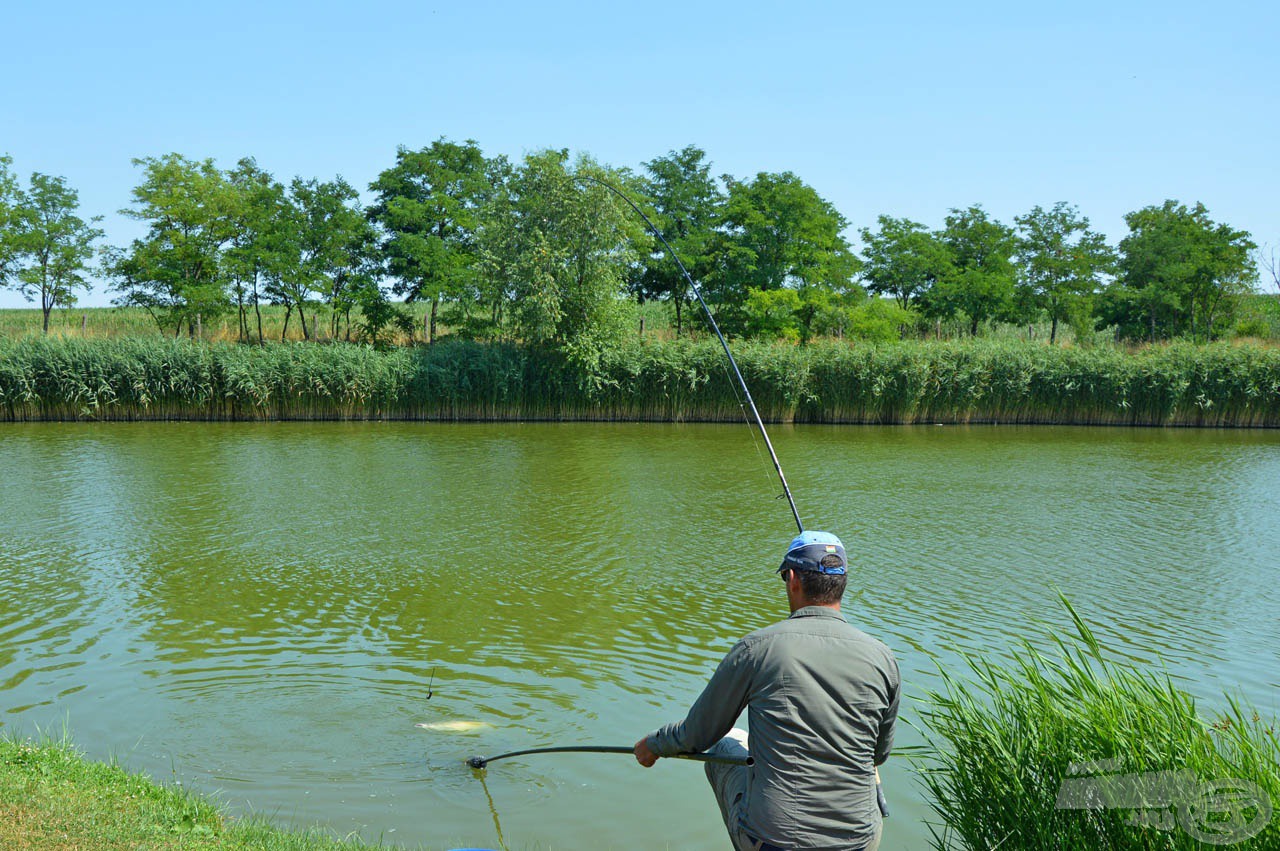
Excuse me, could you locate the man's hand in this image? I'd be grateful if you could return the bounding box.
[633,737,659,768]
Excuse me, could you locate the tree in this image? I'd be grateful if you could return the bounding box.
[634,146,725,336]
[109,154,237,335]
[743,287,803,340]
[225,158,287,344]
[0,155,19,288]
[1261,244,1280,293]
[268,176,375,341]
[711,172,860,332]
[1103,201,1256,341]
[927,205,1016,336]
[7,173,103,333]
[476,150,650,375]
[858,215,950,310]
[368,139,491,343]
[1013,203,1114,344]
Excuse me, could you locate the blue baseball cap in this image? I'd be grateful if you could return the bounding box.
[778,530,847,575]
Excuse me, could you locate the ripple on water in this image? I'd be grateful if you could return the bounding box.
[2,422,1279,851]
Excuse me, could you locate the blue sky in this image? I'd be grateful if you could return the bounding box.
[2,0,1277,308]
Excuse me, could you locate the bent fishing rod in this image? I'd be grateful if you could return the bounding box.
[468,745,752,770]
[575,174,804,535]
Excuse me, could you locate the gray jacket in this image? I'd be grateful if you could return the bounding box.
[647,606,900,850]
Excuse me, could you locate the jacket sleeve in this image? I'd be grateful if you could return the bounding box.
[873,655,900,766]
[646,639,753,757]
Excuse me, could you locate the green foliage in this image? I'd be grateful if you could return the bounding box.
[1233,294,1280,340]
[5,337,1280,426]
[1014,203,1115,344]
[6,171,103,333]
[915,598,1279,849]
[108,154,239,335]
[633,145,726,336]
[859,215,951,310]
[368,138,493,342]
[351,281,413,349]
[1104,201,1258,342]
[711,171,861,332]
[225,158,287,344]
[845,299,916,342]
[927,205,1017,335]
[477,150,651,378]
[273,175,375,341]
[744,287,803,340]
[0,154,20,286]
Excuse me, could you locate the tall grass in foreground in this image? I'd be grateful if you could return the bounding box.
[3,336,1280,424]
[0,732,401,850]
[915,599,1279,849]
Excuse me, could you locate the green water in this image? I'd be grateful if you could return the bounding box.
[2,422,1278,850]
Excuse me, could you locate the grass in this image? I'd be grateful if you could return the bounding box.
[0,302,678,346]
[0,732,401,850]
[914,598,1280,849]
[4,336,1280,425]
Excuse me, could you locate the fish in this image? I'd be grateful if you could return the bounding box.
[415,721,491,733]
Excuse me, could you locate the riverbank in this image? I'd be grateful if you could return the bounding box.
[0,735,395,850]
[3,336,1280,425]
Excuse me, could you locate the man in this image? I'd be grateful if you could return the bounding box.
[634,530,899,851]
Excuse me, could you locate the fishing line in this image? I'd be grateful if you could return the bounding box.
[475,770,510,851]
[574,174,804,534]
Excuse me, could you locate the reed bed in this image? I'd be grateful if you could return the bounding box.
[915,599,1279,849]
[3,337,1280,424]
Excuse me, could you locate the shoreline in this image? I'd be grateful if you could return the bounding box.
[0,736,406,851]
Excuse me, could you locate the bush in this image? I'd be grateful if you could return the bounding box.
[916,598,1279,850]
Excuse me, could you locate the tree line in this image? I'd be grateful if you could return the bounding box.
[0,145,1270,363]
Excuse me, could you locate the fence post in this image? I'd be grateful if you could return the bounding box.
[196,313,202,339]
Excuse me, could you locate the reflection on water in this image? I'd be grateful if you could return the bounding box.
[1,422,1278,850]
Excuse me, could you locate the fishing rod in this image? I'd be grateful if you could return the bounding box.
[574,174,804,535]
[467,745,752,770]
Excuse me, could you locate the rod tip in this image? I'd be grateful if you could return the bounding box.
[466,756,487,769]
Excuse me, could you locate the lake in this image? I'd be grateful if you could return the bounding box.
[2,422,1278,850]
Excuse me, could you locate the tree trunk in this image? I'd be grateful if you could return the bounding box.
[1050,314,1058,345]
[675,297,683,337]
[252,273,265,345]
[429,297,438,344]
[282,306,292,342]
[970,315,979,336]
[298,304,310,341]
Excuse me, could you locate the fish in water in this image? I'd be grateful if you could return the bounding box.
[415,721,491,733]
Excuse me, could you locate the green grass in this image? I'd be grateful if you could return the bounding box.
[914,598,1280,849]
[0,733,402,850]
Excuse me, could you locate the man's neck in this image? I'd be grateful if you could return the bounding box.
[789,600,842,615]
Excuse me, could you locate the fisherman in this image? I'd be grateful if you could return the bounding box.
[633,531,899,851]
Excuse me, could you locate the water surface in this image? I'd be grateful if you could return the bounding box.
[2,422,1278,850]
